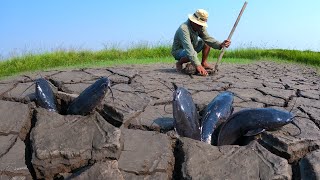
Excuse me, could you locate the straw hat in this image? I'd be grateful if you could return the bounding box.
[188,9,208,27]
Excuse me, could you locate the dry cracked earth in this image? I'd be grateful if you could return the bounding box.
[0,61,319,180]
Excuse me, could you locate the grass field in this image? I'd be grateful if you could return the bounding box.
[0,45,319,78]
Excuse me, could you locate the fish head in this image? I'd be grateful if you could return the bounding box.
[224,91,234,96]
[280,111,294,124]
[94,77,111,94]
[173,87,190,102]
[34,78,50,93]
[172,82,178,91]
[277,110,301,135]
[35,78,47,86]
[173,88,181,101]
[99,77,111,88]
[99,77,114,100]
[268,110,295,129]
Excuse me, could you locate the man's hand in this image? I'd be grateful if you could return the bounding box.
[221,40,231,48]
[196,65,208,76]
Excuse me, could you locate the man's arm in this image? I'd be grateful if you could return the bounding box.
[199,28,222,49]
[200,29,231,49]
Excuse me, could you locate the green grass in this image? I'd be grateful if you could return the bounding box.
[0,45,319,79]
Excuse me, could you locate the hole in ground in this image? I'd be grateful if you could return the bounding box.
[24,110,38,180]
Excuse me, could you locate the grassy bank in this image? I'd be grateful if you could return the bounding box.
[0,46,319,78]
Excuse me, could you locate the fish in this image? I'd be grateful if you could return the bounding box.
[67,77,112,115]
[34,78,57,112]
[201,91,234,144]
[172,83,201,140]
[217,108,300,146]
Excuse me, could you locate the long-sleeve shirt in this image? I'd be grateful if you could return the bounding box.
[171,20,222,66]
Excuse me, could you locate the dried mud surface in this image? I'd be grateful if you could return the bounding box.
[0,61,319,179]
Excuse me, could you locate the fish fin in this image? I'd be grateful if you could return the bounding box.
[244,128,265,136]
[26,93,37,101]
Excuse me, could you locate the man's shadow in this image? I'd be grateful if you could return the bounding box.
[154,68,179,74]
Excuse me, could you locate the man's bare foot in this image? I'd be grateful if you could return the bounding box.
[176,62,182,72]
[201,62,214,70]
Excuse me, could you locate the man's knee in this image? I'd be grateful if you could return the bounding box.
[195,40,206,53]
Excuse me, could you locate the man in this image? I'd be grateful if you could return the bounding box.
[172,9,231,76]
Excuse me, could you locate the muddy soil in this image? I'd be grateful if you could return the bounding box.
[0,61,319,179]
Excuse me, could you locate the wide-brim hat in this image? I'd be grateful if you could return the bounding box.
[188,9,208,27]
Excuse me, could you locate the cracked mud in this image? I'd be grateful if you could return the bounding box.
[0,61,319,179]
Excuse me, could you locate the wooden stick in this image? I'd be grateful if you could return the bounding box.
[214,1,248,72]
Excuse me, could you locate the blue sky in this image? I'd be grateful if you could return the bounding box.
[1,0,320,59]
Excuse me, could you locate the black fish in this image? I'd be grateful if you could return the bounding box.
[34,78,57,112]
[67,77,111,115]
[172,83,200,140]
[217,108,299,146]
[201,91,234,144]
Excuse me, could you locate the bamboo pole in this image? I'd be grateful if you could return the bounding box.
[214,1,248,73]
